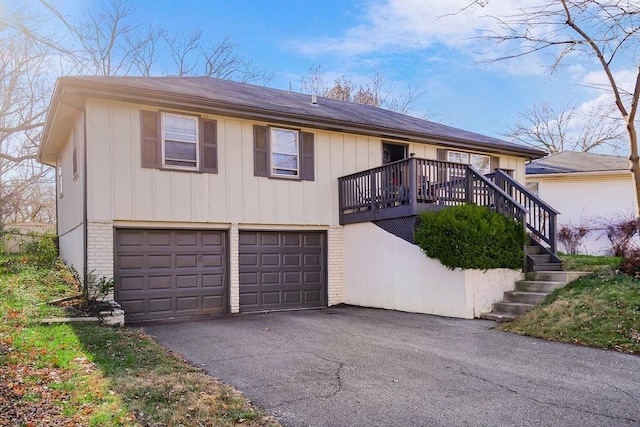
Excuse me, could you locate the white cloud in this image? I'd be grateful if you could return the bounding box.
[291,0,548,58]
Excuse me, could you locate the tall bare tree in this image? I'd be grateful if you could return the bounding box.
[506,102,624,154]
[464,0,640,216]
[300,66,422,114]
[0,0,274,224]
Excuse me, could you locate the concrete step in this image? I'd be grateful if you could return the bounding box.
[529,254,553,264]
[532,262,563,271]
[515,280,566,293]
[479,312,518,322]
[504,291,548,305]
[492,302,534,315]
[525,271,591,282]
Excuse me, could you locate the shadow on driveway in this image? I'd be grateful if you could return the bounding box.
[142,305,640,427]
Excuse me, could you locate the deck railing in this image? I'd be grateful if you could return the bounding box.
[338,157,527,225]
[489,169,559,254]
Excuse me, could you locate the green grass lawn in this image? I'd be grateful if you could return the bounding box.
[0,256,279,426]
[501,254,640,355]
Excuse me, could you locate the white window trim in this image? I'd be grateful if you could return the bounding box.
[161,112,199,170]
[270,127,300,178]
[447,150,491,175]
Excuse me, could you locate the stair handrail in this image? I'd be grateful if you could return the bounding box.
[492,169,559,254]
[465,166,527,223]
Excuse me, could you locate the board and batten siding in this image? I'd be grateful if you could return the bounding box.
[55,112,86,278]
[84,98,527,226]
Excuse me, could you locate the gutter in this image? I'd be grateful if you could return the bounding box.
[526,170,631,179]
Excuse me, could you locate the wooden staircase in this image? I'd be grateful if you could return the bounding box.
[480,270,590,322]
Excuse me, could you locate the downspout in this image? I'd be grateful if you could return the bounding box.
[82,109,88,280]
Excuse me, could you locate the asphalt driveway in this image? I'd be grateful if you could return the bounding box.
[142,305,640,427]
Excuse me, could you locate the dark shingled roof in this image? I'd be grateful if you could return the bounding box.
[526,151,629,175]
[55,76,544,158]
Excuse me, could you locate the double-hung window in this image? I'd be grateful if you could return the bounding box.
[270,127,299,177]
[162,113,198,169]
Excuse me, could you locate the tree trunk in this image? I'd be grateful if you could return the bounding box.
[627,120,640,219]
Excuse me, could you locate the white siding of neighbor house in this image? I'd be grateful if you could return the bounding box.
[56,113,85,277]
[344,222,523,318]
[83,98,528,226]
[527,173,636,255]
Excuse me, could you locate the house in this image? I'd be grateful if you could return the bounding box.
[38,76,550,322]
[526,151,635,255]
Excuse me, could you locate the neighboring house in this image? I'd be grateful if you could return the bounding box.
[526,151,635,255]
[38,76,548,322]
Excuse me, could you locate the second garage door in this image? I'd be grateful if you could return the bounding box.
[239,231,326,311]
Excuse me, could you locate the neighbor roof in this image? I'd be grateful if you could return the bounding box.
[40,76,546,163]
[526,151,629,175]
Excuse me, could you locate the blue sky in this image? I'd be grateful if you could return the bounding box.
[43,0,634,154]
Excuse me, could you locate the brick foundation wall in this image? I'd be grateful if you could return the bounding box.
[229,223,240,313]
[86,221,114,279]
[327,226,344,306]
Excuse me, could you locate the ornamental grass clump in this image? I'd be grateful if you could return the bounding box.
[415,204,528,270]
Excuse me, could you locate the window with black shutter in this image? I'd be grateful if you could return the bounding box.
[253,125,314,181]
[140,110,217,173]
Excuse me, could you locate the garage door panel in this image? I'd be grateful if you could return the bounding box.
[262,253,279,266]
[202,233,223,246]
[175,232,197,246]
[147,232,171,246]
[282,234,300,246]
[239,293,258,306]
[283,254,301,266]
[202,274,223,287]
[260,234,280,246]
[261,272,280,284]
[176,296,198,311]
[119,276,144,291]
[283,291,301,303]
[147,276,172,290]
[118,255,144,270]
[239,272,258,285]
[239,231,326,312]
[176,254,197,268]
[116,229,228,321]
[203,295,224,309]
[283,271,301,284]
[118,231,144,246]
[304,290,321,303]
[239,253,258,266]
[175,275,198,288]
[202,254,223,267]
[148,254,172,269]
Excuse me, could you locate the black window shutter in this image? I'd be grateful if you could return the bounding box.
[200,119,218,173]
[300,131,315,181]
[254,125,269,177]
[141,110,161,168]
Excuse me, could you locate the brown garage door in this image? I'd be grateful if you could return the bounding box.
[239,231,326,311]
[115,229,227,321]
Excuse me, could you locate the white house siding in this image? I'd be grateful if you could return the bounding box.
[527,173,635,255]
[79,98,529,313]
[56,113,85,277]
[343,222,522,318]
[84,99,528,226]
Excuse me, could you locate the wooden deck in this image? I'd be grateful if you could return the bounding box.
[338,157,559,255]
